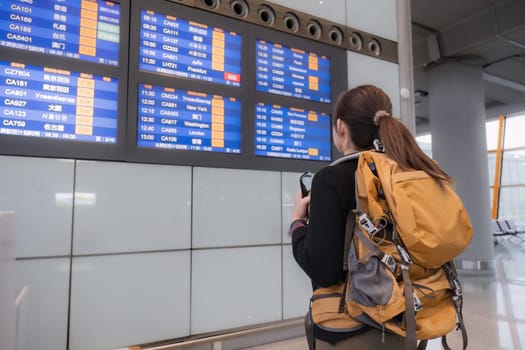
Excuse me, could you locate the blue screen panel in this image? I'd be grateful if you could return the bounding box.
[0,61,118,143]
[0,0,120,66]
[137,83,242,154]
[255,39,331,103]
[139,9,242,87]
[255,102,331,161]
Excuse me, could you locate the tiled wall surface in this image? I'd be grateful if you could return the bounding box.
[73,161,192,254]
[16,258,70,350]
[69,252,191,350]
[0,157,74,258]
[0,156,307,350]
[192,168,282,248]
[1,1,399,349]
[0,212,16,350]
[191,246,282,334]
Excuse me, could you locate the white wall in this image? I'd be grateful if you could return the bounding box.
[0,212,16,350]
[1,1,399,349]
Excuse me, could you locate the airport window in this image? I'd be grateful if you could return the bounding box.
[485,119,499,151]
[417,113,525,228]
[488,153,497,186]
[498,114,525,226]
[498,187,525,227]
[415,133,432,157]
[501,149,525,185]
[503,115,525,149]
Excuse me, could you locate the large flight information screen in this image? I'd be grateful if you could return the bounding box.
[0,0,120,66]
[139,9,242,87]
[255,103,331,161]
[137,83,241,153]
[256,39,331,103]
[0,61,119,143]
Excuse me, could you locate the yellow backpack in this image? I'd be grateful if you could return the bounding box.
[342,149,473,349]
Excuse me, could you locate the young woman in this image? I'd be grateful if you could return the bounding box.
[289,85,451,349]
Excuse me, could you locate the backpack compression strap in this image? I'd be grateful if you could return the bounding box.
[343,211,355,271]
[441,262,468,350]
[353,227,418,350]
[400,264,418,350]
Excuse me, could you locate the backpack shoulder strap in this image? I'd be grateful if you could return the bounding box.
[442,262,468,350]
[343,210,355,271]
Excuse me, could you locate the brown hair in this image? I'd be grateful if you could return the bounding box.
[333,85,452,184]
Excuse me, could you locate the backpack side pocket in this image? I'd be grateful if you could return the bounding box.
[310,284,364,332]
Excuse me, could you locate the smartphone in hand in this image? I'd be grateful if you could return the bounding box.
[300,172,314,198]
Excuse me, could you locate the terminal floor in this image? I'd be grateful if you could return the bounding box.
[245,236,525,350]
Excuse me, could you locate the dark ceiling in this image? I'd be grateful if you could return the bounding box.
[411,0,525,132]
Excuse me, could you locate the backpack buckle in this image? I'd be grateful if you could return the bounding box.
[381,254,397,273]
[397,245,413,264]
[373,139,385,152]
[413,292,424,312]
[358,212,381,235]
[453,279,463,297]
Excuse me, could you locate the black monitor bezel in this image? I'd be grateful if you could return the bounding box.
[126,1,348,172]
[126,0,251,169]
[0,0,129,161]
[246,25,347,172]
[0,0,349,172]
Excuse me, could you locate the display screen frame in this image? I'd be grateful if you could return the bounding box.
[137,7,243,88]
[0,0,349,172]
[253,101,333,162]
[255,38,332,104]
[0,0,122,66]
[245,25,348,172]
[127,0,251,169]
[0,0,129,161]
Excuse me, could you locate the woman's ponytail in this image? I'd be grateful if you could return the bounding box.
[377,116,452,185]
[334,85,452,186]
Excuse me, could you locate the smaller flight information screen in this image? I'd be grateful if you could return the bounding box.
[256,39,331,103]
[137,83,241,154]
[0,61,118,143]
[255,102,331,161]
[139,9,242,87]
[0,0,120,66]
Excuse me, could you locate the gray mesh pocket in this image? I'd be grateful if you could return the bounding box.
[349,251,394,306]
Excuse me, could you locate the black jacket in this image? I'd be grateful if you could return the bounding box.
[291,156,360,343]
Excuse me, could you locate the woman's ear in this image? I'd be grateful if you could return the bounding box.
[336,118,347,137]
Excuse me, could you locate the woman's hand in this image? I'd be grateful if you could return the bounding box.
[291,190,310,222]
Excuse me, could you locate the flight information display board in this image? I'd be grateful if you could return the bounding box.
[0,61,118,143]
[255,102,331,161]
[137,83,241,153]
[139,9,242,87]
[0,0,120,66]
[256,39,331,103]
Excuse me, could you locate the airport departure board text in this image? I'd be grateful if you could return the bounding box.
[0,0,120,66]
[255,103,331,161]
[138,83,241,153]
[256,39,331,103]
[139,9,242,87]
[0,61,119,143]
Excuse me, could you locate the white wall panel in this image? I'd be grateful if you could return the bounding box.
[282,245,312,319]
[69,251,190,350]
[16,258,70,350]
[267,0,347,25]
[346,0,398,41]
[192,168,281,248]
[73,161,191,254]
[0,212,16,350]
[281,172,302,243]
[0,156,74,257]
[191,246,282,334]
[347,51,401,118]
